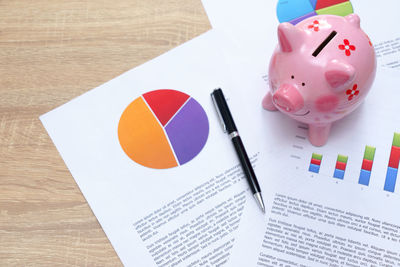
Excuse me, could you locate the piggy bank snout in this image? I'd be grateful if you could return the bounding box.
[273,84,304,113]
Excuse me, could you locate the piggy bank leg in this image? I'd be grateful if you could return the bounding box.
[308,123,331,147]
[262,92,278,111]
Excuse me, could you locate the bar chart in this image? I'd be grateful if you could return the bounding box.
[384,133,400,192]
[309,153,322,173]
[359,146,376,186]
[333,155,348,179]
[304,132,400,194]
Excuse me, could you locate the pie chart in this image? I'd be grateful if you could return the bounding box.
[118,89,209,169]
[277,0,353,25]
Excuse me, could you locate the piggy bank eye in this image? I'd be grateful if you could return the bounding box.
[291,75,294,79]
[302,82,305,86]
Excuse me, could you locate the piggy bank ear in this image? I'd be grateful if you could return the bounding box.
[325,61,356,89]
[278,23,303,53]
[345,14,361,28]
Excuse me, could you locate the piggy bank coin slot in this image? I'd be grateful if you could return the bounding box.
[312,30,337,57]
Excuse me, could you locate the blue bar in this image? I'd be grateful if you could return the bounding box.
[333,169,345,179]
[384,167,398,192]
[309,163,320,173]
[358,169,371,186]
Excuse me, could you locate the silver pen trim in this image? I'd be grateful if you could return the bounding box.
[229,131,239,139]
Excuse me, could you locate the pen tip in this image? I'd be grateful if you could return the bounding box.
[260,202,265,213]
[254,192,266,214]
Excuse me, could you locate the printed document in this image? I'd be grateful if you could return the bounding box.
[230,67,400,266]
[40,30,257,266]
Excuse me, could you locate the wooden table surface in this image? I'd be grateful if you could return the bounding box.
[0,1,210,265]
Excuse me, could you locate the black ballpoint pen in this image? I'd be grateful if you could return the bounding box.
[211,88,265,213]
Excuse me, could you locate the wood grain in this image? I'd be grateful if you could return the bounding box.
[0,0,210,265]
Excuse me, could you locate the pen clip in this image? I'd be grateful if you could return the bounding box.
[211,91,227,133]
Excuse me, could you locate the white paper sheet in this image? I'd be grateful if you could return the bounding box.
[229,67,400,266]
[40,30,261,266]
[201,0,277,79]
[353,0,400,69]
[202,0,400,73]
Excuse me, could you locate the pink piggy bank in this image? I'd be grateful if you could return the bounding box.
[263,14,376,146]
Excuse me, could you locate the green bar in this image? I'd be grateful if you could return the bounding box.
[393,132,400,148]
[316,1,353,16]
[312,153,323,160]
[363,146,376,161]
[337,154,348,163]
